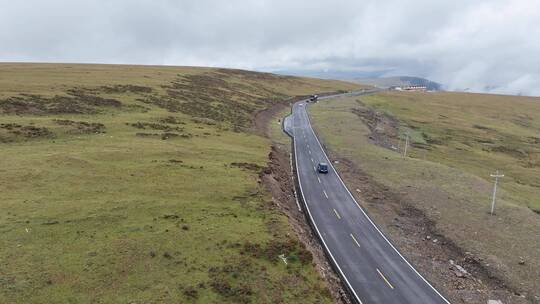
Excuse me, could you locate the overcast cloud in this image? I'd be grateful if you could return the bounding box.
[1,0,539,95]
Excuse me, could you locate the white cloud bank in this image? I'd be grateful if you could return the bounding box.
[1,0,539,95]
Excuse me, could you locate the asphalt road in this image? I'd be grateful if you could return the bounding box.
[284,92,451,304]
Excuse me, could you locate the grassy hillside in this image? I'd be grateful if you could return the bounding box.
[0,63,360,303]
[362,91,540,212]
[309,92,540,302]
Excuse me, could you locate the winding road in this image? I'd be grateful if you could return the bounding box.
[283,92,451,304]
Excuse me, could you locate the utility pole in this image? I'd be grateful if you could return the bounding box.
[402,133,410,158]
[490,170,504,215]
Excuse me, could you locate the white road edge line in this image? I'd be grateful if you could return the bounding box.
[288,151,302,212]
[304,101,451,304]
[292,106,365,304]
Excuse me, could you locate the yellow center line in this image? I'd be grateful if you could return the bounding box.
[350,233,361,247]
[376,268,395,289]
[333,208,341,219]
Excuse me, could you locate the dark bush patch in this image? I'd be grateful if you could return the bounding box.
[135,131,191,140]
[67,89,122,107]
[183,286,198,299]
[161,214,179,220]
[135,132,159,138]
[16,126,53,138]
[100,84,152,94]
[208,262,254,303]
[138,72,288,129]
[0,123,54,142]
[161,132,179,140]
[54,119,105,134]
[159,116,185,125]
[191,117,217,126]
[490,145,528,159]
[127,122,183,132]
[42,220,59,225]
[472,124,492,131]
[0,91,121,115]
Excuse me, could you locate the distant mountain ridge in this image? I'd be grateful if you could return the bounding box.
[352,76,442,91]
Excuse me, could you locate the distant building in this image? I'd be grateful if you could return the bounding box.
[402,85,427,91]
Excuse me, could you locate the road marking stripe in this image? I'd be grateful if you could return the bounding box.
[350,233,361,247]
[317,177,321,183]
[333,208,341,219]
[323,190,328,198]
[377,268,394,289]
[311,157,314,163]
[308,150,311,155]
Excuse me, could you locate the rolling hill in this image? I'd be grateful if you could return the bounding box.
[0,63,362,304]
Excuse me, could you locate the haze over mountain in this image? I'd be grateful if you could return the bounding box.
[352,77,442,91]
[1,0,539,96]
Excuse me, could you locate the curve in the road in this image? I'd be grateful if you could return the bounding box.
[284,92,451,304]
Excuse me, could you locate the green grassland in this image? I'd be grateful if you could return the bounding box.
[362,91,540,212]
[309,92,540,299]
[0,63,359,303]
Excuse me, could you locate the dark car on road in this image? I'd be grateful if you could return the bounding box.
[317,162,328,173]
[309,94,318,102]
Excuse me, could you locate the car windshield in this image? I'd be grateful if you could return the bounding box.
[319,163,327,169]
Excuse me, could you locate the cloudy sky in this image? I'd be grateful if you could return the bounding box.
[1,0,539,95]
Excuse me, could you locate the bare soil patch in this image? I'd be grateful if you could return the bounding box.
[351,105,400,149]
[230,162,264,172]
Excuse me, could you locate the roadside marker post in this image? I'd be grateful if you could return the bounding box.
[490,170,504,215]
